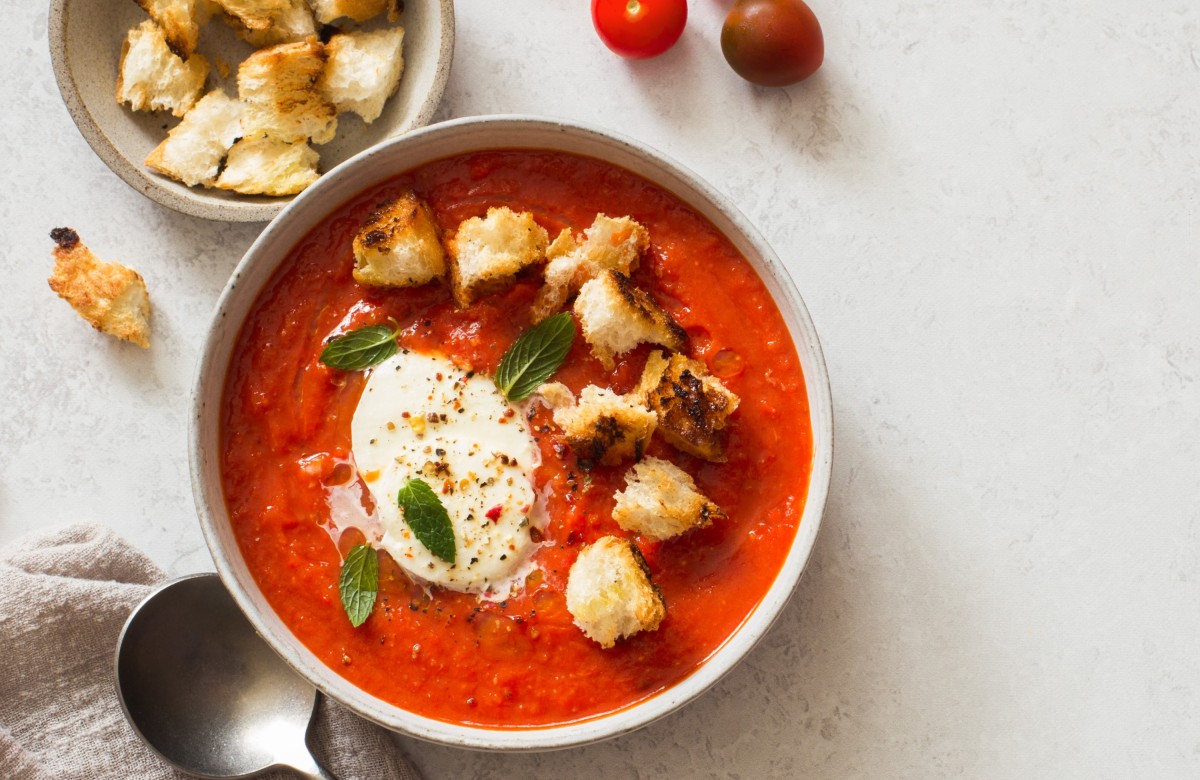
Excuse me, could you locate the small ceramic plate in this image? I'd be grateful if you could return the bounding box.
[48,0,454,222]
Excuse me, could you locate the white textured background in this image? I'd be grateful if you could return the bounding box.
[3,0,1199,777]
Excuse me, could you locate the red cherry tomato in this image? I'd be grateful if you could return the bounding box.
[591,0,688,60]
[722,0,824,86]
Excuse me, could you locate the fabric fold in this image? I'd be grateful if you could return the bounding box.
[0,523,420,780]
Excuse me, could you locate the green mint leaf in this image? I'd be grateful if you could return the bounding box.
[494,312,576,401]
[397,478,456,564]
[339,544,378,628]
[319,324,398,370]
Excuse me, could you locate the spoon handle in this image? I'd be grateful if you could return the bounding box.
[283,753,339,780]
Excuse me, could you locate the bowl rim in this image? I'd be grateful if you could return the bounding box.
[47,0,456,223]
[191,114,834,750]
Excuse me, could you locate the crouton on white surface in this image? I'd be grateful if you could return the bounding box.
[613,457,726,541]
[48,228,151,349]
[635,350,740,462]
[565,536,665,649]
[573,271,686,369]
[540,383,657,467]
[214,134,319,195]
[531,214,649,322]
[352,192,446,287]
[445,207,549,307]
[310,0,394,24]
[320,27,405,124]
[228,0,317,46]
[116,20,210,117]
[145,89,243,187]
[237,38,337,144]
[136,0,201,57]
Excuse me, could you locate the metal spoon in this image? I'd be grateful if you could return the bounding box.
[115,573,338,779]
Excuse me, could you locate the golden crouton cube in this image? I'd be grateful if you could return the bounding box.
[309,0,395,24]
[214,134,319,196]
[320,27,405,124]
[238,37,337,144]
[225,0,317,46]
[565,536,665,649]
[541,383,657,467]
[352,193,446,287]
[212,0,289,31]
[573,271,686,370]
[48,228,151,349]
[635,350,740,462]
[613,457,726,541]
[531,214,649,323]
[145,89,243,187]
[136,0,201,57]
[445,207,549,307]
[116,20,210,117]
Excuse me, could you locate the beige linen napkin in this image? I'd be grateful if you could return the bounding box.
[0,523,421,780]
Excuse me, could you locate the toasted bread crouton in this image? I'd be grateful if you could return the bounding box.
[352,193,445,287]
[613,457,726,541]
[540,383,657,467]
[214,134,319,195]
[145,89,243,187]
[635,350,740,462]
[238,38,337,144]
[310,0,394,24]
[211,0,288,30]
[116,21,209,117]
[573,271,686,370]
[48,228,151,349]
[531,215,649,323]
[320,27,405,124]
[228,0,316,46]
[136,0,201,57]
[565,536,665,649]
[445,207,549,307]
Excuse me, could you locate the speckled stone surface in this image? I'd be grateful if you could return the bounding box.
[4,0,1199,777]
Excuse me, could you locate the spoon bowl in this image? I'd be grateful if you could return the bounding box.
[115,573,336,779]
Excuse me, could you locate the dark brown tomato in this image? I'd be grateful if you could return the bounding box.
[721,0,824,87]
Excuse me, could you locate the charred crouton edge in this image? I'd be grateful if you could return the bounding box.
[116,20,210,117]
[352,193,446,287]
[539,383,657,468]
[237,37,337,145]
[635,350,740,462]
[136,0,201,58]
[48,228,151,349]
[565,535,666,649]
[530,214,649,323]
[145,89,243,187]
[445,207,549,308]
[613,456,726,541]
[573,271,686,370]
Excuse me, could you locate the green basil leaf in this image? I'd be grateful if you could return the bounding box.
[339,544,378,628]
[397,478,456,564]
[319,324,398,370]
[494,312,576,401]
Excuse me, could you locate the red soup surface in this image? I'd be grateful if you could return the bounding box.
[221,149,812,728]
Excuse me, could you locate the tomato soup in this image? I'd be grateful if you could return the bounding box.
[221,150,812,728]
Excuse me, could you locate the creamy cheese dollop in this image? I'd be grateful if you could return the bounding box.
[351,349,541,595]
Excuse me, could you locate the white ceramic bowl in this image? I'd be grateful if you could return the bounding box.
[49,0,454,222]
[191,116,833,750]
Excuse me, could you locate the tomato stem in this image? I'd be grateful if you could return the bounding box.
[626,0,640,15]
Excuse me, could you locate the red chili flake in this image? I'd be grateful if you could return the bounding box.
[441,479,453,494]
[401,411,411,418]
[486,504,504,521]
[503,408,515,418]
